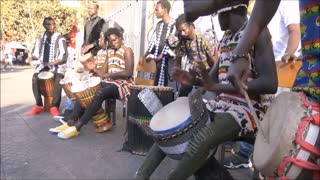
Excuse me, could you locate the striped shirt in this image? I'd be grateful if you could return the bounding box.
[103,45,133,101]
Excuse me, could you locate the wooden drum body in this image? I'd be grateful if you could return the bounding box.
[72,77,102,109]
[38,71,55,111]
[92,109,113,133]
[60,79,76,101]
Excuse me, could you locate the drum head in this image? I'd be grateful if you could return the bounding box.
[253,92,305,176]
[79,52,94,62]
[88,77,101,87]
[150,97,190,132]
[38,71,54,79]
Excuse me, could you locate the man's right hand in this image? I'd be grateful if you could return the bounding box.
[171,67,195,86]
[227,58,250,95]
[139,57,145,65]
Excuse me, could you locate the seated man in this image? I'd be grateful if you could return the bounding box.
[28,17,67,116]
[135,2,277,179]
[174,14,219,97]
[55,28,134,139]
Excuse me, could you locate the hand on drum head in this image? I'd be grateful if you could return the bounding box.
[171,67,195,86]
[281,53,298,64]
[82,58,96,70]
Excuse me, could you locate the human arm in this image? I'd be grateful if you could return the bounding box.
[199,29,277,95]
[81,19,105,55]
[31,37,41,60]
[281,24,300,62]
[227,0,281,94]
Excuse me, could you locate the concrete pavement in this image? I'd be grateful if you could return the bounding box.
[0,65,253,179]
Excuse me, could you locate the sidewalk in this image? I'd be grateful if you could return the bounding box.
[0,67,252,179]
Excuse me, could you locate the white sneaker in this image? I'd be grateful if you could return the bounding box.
[49,124,70,133]
[57,126,79,139]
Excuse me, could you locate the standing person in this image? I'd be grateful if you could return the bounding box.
[81,1,105,56]
[175,14,219,96]
[55,28,134,139]
[226,0,319,101]
[3,41,14,71]
[139,0,176,86]
[135,1,277,179]
[269,1,301,63]
[269,0,301,94]
[28,17,67,116]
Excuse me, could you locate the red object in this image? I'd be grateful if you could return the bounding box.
[68,25,77,48]
[50,107,60,116]
[28,105,45,115]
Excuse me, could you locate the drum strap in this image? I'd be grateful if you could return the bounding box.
[276,93,320,180]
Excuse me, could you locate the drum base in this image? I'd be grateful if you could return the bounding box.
[125,119,154,156]
[92,111,113,133]
[44,96,53,112]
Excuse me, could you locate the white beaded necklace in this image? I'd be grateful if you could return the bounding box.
[153,19,176,86]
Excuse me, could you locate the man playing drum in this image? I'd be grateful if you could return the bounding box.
[135,1,277,179]
[28,17,67,116]
[184,0,319,179]
[174,14,219,97]
[55,28,134,139]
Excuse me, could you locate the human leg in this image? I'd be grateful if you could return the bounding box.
[168,113,241,180]
[74,83,119,131]
[135,144,167,180]
[31,73,43,106]
[194,151,234,180]
[58,83,119,139]
[51,73,64,108]
[66,101,85,126]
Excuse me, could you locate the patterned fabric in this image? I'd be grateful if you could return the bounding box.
[293,0,320,100]
[176,30,219,69]
[103,45,133,101]
[206,25,273,137]
[147,19,177,86]
[32,32,67,74]
[95,49,107,69]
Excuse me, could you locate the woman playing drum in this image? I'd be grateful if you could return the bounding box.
[135,1,277,179]
[53,28,134,139]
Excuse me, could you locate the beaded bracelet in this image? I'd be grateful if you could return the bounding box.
[230,53,250,62]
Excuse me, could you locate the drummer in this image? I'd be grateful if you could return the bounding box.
[55,28,134,139]
[28,17,67,116]
[174,14,219,97]
[135,1,277,179]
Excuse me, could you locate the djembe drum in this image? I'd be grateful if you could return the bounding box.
[253,92,319,180]
[135,58,157,86]
[60,79,76,101]
[38,71,55,112]
[276,60,302,88]
[72,77,112,133]
[147,90,209,160]
[126,85,174,155]
[72,76,102,108]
